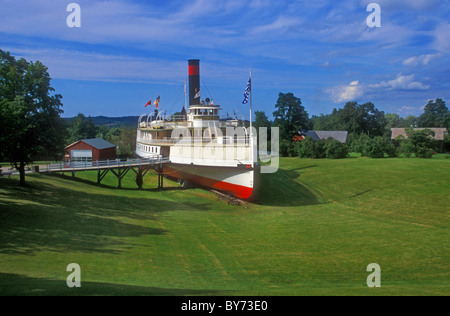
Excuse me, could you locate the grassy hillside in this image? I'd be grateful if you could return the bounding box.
[0,157,448,295]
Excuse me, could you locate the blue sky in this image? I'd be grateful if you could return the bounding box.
[1,0,449,119]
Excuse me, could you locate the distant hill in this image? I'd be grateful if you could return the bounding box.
[63,116,139,128]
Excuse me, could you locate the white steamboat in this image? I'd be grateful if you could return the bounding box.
[135,60,257,199]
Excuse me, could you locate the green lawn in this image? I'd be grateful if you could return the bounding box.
[0,157,448,296]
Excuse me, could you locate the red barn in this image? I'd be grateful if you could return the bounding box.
[64,138,117,163]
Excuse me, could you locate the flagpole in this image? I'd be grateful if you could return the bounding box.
[249,69,254,168]
[184,77,187,109]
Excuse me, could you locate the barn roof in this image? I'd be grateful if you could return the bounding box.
[65,138,116,150]
[391,128,448,141]
[82,138,116,150]
[304,131,348,143]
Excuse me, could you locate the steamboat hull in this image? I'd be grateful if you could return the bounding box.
[163,163,255,200]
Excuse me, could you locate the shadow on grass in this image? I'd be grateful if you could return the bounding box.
[254,165,326,207]
[0,176,213,256]
[50,172,184,192]
[0,273,229,296]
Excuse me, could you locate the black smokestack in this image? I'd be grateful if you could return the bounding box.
[188,59,200,107]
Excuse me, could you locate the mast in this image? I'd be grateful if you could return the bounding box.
[184,77,187,110]
[249,69,254,168]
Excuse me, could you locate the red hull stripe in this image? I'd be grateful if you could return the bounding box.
[189,65,199,76]
[163,165,253,199]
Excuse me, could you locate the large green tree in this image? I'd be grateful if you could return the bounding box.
[273,92,311,141]
[312,102,386,136]
[0,50,65,185]
[417,98,449,129]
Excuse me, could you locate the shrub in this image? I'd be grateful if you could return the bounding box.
[280,139,303,157]
[297,137,327,159]
[407,129,437,151]
[399,139,414,158]
[297,137,348,159]
[351,134,398,158]
[280,140,294,157]
[325,138,349,159]
[349,133,371,154]
[397,129,437,158]
[362,136,386,158]
[444,134,450,152]
[415,147,433,158]
[381,137,398,158]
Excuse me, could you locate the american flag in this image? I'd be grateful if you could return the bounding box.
[242,77,251,104]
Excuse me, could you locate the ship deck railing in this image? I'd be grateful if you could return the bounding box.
[41,157,170,173]
[138,119,245,130]
[137,136,255,146]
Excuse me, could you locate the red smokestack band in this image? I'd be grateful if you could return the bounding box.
[188,59,200,106]
[189,65,199,76]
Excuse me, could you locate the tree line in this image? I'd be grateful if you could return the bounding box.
[255,93,449,159]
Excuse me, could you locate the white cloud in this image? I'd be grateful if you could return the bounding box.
[360,0,441,11]
[368,74,430,91]
[327,80,365,103]
[402,54,437,67]
[319,61,331,68]
[397,105,422,116]
[250,15,302,35]
[249,0,272,9]
[434,22,450,53]
[327,73,431,104]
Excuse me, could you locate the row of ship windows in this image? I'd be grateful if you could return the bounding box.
[193,109,218,116]
[138,144,159,154]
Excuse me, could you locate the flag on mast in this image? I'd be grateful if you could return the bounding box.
[243,70,254,167]
[243,77,251,104]
[154,96,160,109]
[145,99,152,107]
